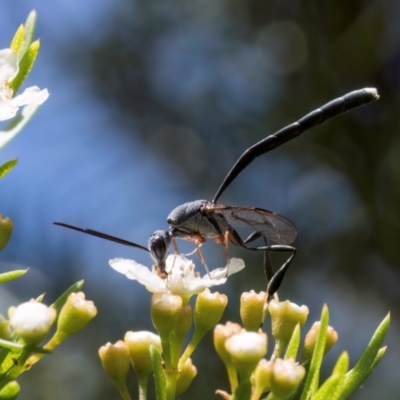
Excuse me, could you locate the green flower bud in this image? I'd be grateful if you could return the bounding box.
[176,358,197,396]
[269,300,309,346]
[151,292,182,336]
[98,340,130,383]
[194,288,228,334]
[240,290,267,331]
[224,331,267,379]
[9,301,56,346]
[252,359,273,398]
[55,292,97,342]
[124,330,162,378]
[213,322,243,365]
[0,215,13,251]
[0,315,11,340]
[270,358,305,399]
[301,321,338,363]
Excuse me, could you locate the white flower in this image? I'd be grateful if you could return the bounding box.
[0,48,49,121]
[9,301,56,345]
[109,254,245,296]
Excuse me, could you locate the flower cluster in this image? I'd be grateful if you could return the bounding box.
[101,251,390,400]
[99,254,244,399]
[0,288,96,398]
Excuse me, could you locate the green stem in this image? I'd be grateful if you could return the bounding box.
[115,380,133,400]
[231,378,252,400]
[137,375,148,400]
[179,329,204,369]
[271,340,286,360]
[165,370,179,400]
[226,363,239,392]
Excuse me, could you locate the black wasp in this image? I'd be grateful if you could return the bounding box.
[55,87,379,296]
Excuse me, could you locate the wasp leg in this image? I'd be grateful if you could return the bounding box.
[243,231,273,283]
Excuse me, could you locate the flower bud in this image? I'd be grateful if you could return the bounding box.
[252,359,273,397]
[270,358,305,399]
[269,300,309,345]
[301,321,338,363]
[194,289,228,334]
[99,340,130,383]
[0,315,11,340]
[124,330,162,378]
[176,358,197,396]
[240,290,267,332]
[0,380,20,399]
[56,292,97,341]
[0,215,13,251]
[224,331,267,378]
[151,292,182,336]
[213,322,242,365]
[9,301,56,346]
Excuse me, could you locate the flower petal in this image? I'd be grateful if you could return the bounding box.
[11,86,49,107]
[209,258,245,279]
[109,258,166,293]
[0,101,18,121]
[187,276,227,293]
[0,49,18,83]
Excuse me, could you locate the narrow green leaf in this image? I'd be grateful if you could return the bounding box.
[10,25,24,54]
[0,270,27,285]
[0,103,44,150]
[0,380,20,399]
[312,373,343,400]
[299,304,329,400]
[10,40,40,94]
[284,323,301,360]
[339,313,390,400]
[50,280,85,316]
[20,10,37,57]
[35,293,45,303]
[313,351,349,400]
[332,351,349,375]
[150,345,166,400]
[0,160,18,179]
[368,346,387,372]
[0,217,13,251]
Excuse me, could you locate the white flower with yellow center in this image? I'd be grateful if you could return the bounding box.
[110,254,245,296]
[0,48,49,121]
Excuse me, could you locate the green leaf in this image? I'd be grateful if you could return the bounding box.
[0,217,14,252]
[0,160,18,179]
[50,280,85,316]
[150,345,166,400]
[0,270,28,285]
[35,293,45,303]
[300,304,329,400]
[332,351,349,375]
[10,40,40,94]
[10,25,25,55]
[0,380,20,399]
[0,103,45,150]
[312,373,343,400]
[284,323,301,360]
[20,11,37,57]
[368,346,387,373]
[339,313,390,400]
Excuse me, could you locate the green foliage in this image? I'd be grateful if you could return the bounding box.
[150,345,166,400]
[9,40,40,95]
[0,160,17,179]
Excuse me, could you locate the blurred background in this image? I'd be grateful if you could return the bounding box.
[0,0,399,399]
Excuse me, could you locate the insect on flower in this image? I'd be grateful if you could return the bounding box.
[55,88,379,290]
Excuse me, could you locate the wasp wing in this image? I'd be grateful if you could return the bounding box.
[207,205,297,245]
